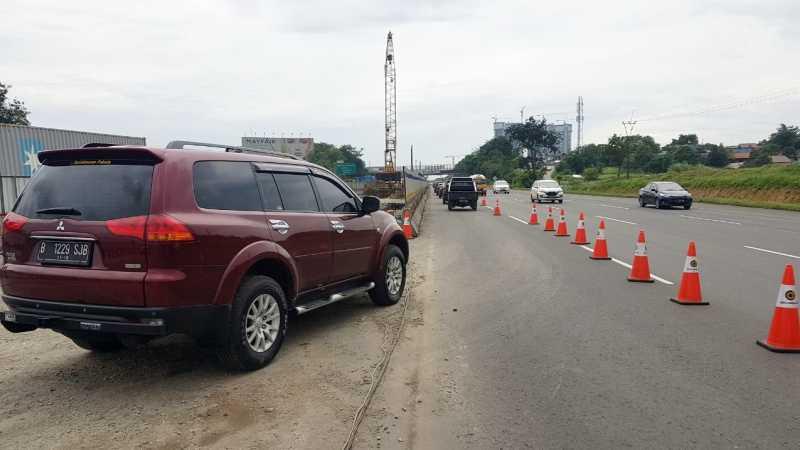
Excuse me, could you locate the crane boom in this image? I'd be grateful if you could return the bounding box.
[384,31,397,173]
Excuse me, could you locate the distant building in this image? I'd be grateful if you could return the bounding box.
[771,154,792,165]
[492,121,573,155]
[726,143,759,163]
[241,137,314,159]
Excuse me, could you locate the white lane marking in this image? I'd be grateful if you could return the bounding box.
[599,204,630,210]
[596,215,638,225]
[680,215,741,226]
[579,245,674,285]
[743,245,800,260]
[508,215,528,225]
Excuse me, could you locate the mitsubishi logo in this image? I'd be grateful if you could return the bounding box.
[56,220,64,231]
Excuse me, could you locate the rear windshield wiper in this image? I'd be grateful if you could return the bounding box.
[36,207,83,216]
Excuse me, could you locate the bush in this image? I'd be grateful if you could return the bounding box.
[669,163,693,172]
[583,167,600,181]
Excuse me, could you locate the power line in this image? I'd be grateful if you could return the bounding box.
[636,87,799,123]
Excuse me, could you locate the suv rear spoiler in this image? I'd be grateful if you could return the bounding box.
[40,147,164,164]
[165,140,300,160]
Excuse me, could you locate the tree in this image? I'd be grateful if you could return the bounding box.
[504,117,560,175]
[0,82,30,125]
[306,142,367,176]
[761,124,799,160]
[705,145,730,168]
[671,134,698,146]
[454,137,519,180]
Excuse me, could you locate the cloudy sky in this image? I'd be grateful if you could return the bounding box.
[2,0,798,166]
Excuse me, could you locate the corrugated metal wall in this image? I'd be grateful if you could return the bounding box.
[0,124,146,213]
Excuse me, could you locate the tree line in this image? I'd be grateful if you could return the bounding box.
[557,124,799,180]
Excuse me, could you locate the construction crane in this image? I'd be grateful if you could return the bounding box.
[384,31,397,173]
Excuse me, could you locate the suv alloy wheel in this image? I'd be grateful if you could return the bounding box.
[218,275,288,371]
[370,245,406,306]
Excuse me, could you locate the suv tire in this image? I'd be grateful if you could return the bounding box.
[639,197,646,207]
[471,200,477,210]
[218,275,288,371]
[370,245,406,306]
[447,201,454,211]
[69,334,124,353]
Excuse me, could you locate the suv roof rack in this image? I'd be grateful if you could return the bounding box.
[165,140,301,160]
[82,143,118,148]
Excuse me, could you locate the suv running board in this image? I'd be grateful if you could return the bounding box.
[295,282,375,315]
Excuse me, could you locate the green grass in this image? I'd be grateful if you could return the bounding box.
[560,164,800,211]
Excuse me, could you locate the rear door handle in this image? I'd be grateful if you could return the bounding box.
[269,219,290,235]
[330,220,345,234]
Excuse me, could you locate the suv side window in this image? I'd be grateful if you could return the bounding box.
[256,172,284,210]
[194,161,261,211]
[313,176,358,213]
[273,173,319,212]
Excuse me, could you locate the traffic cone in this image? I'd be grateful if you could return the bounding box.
[757,264,800,353]
[402,209,414,239]
[528,204,539,225]
[493,199,502,216]
[554,209,570,237]
[571,212,589,245]
[543,207,555,231]
[627,230,654,283]
[589,220,611,260]
[670,241,708,305]
[480,195,487,207]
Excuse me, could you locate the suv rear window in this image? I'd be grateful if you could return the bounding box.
[14,163,153,221]
[449,179,475,191]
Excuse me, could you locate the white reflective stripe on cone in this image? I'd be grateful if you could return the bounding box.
[776,284,798,309]
[683,256,699,273]
[634,242,647,256]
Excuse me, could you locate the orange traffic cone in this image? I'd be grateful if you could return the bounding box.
[543,207,555,231]
[493,199,502,216]
[627,230,654,283]
[480,195,487,207]
[529,204,539,225]
[402,209,414,239]
[670,241,708,305]
[589,220,611,260]
[554,209,570,237]
[757,264,800,353]
[571,212,589,245]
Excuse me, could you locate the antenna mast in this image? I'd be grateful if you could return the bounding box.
[384,31,397,173]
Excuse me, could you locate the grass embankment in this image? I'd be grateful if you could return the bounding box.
[562,165,800,211]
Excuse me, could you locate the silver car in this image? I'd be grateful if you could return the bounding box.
[492,180,510,194]
[530,179,564,203]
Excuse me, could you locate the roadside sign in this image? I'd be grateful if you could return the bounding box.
[336,163,357,176]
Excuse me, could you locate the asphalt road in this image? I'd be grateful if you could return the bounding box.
[357,191,800,449]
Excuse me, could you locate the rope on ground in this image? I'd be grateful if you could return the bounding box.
[341,275,413,450]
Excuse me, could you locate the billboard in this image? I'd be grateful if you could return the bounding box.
[241,137,314,159]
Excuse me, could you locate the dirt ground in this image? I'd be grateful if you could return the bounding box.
[0,257,421,449]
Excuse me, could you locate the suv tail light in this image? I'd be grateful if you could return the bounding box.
[106,215,194,242]
[2,212,28,235]
[145,215,194,242]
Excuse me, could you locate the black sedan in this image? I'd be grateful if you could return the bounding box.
[639,181,693,210]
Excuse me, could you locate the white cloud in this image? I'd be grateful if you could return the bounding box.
[2,0,798,166]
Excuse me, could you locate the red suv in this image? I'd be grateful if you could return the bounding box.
[0,141,408,371]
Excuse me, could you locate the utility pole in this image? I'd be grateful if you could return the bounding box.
[520,106,526,124]
[576,96,584,149]
[410,145,414,170]
[622,120,637,136]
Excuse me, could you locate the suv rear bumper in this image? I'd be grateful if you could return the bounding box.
[0,295,229,337]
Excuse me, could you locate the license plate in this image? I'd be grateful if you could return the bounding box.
[37,240,92,266]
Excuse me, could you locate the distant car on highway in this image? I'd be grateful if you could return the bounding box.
[492,179,510,194]
[446,177,478,210]
[530,179,564,203]
[639,181,693,209]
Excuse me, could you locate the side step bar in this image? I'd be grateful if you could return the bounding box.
[295,282,375,315]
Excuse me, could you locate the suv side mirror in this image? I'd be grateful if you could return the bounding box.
[361,196,380,214]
